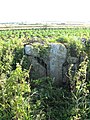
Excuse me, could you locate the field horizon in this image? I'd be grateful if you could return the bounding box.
[0,21,90,30]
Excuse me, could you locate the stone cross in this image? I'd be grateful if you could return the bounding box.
[49,43,67,85]
[24,43,67,85]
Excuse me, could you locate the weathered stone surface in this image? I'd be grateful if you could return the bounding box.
[30,57,46,79]
[24,45,33,55]
[25,44,49,80]
[24,45,38,56]
[25,43,67,85]
[49,43,67,85]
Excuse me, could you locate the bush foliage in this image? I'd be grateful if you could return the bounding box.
[0,28,90,120]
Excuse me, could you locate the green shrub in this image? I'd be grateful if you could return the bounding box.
[69,56,90,120]
[0,64,31,120]
[0,28,90,120]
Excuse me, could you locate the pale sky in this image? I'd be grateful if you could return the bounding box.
[0,0,90,23]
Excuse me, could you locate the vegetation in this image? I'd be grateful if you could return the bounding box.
[0,28,90,120]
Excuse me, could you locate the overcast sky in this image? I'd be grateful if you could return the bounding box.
[0,0,90,23]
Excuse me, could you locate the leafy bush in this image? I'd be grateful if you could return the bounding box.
[30,77,72,120]
[0,28,90,120]
[0,64,31,120]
